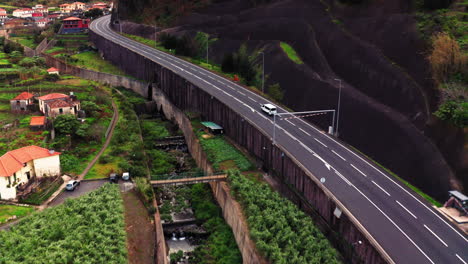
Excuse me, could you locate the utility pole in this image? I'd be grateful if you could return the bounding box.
[259,51,264,93]
[334,78,342,137]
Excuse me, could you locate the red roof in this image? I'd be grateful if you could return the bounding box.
[0,146,60,177]
[47,67,59,72]
[32,13,43,17]
[63,16,81,21]
[30,116,46,126]
[47,99,75,109]
[12,92,34,100]
[38,93,68,101]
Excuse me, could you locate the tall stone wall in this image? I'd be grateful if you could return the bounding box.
[89,30,393,264]
[152,86,268,264]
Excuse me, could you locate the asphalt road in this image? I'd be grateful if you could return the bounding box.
[48,179,107,207]
[91,16,468,264]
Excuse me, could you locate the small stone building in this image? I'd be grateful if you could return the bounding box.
[38,93,81,118]
[10,92,34,112]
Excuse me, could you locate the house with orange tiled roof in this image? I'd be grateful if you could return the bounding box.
[0,146,61,200]
[38,92,81,118]
[10,92,35,112]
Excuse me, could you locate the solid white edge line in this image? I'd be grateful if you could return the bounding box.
[424,224,448,247]
[352,183,435,264]
[456,254,467,264]
[396,200,417,219]
[331,150,346,161]
[372,181,391,197]
[294,114,468,243]
[350,164,367,177]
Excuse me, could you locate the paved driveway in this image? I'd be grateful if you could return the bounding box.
[48,179,108,207]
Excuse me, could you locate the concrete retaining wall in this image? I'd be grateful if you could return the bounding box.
[89,30,392,263]
[152,86,268,264]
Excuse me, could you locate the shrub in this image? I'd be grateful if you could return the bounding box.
[428,32,467,84]
[267,83,284,102]
[228,170,340,264]
[434,100,468,127]
[99,154,112,164]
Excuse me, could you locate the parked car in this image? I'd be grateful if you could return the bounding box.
[121,172,130,181]
[65,180,80,191]
[109,173,118,183]
[261,103,277,116]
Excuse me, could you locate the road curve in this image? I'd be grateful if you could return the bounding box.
[90,15,467,264]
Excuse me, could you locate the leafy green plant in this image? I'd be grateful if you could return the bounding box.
[228,170,340,264]
[1,184,127,263]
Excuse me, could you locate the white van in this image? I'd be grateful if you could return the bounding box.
[261,104,277,116]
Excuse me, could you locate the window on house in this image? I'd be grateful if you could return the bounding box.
[59,108,63,114]
[13,173,17,182]
[8,176,11,185]
[16,100,20,104]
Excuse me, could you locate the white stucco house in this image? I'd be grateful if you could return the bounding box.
[0,146,61,200]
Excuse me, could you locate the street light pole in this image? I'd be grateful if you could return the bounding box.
[206,33,209,64]
[260,51,264,93]
[334,78,342,137]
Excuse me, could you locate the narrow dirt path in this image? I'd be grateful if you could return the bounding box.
[122,189,156,264]
[79,99,119,179]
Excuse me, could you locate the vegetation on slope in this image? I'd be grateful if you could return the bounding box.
[0,184,127,263]
[280,42,303,64]
[228,170,340,264]
[189,183,242,263]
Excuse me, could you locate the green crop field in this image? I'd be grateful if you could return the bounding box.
[229,170,340,263]
[0,184,127,263]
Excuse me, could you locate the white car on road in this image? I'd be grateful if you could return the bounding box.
[261,104,277,116]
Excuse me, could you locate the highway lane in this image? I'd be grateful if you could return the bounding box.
[91,16,467,263]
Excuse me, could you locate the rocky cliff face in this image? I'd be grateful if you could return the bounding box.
[113,0,466,200]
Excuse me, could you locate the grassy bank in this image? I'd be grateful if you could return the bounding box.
[0,205,34,224]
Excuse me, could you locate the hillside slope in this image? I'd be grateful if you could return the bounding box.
[112,0,466,201]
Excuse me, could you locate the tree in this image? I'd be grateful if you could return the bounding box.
[84,8,103,18]
[54,114,80,135]
[81,101,101,117]
[428,32,467,84]
[267,83,284,102]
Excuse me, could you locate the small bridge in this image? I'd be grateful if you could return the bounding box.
[150,172,227,186]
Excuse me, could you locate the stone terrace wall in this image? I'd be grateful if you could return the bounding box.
[90,30,393,264]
